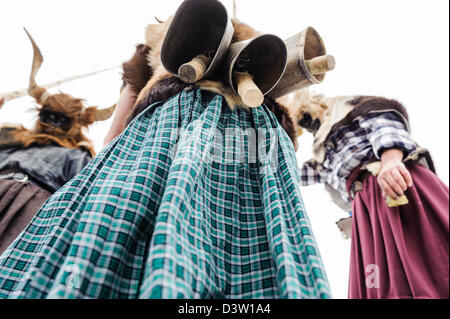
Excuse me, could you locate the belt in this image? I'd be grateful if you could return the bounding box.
[0,172,29,182]
[0,168,47,191]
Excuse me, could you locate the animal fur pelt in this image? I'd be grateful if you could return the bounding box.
[122,18,300,149]
[0,94,98,157]
[126,74,299,149]
[0,29,116,157]
[127,75,188,122]
[287,90,416,163]
[291,89,436,210]
[122,44,153,94]
[0,125,22,149]
[12,93,98,156]
[333,96,410,137]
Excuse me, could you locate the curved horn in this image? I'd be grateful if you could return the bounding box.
[23,27,50,103]
[154,16,164,24]
[93,104,116,121]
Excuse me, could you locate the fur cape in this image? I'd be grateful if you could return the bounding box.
[296,94,436,212]
[121,19,299,150]
[0,92,99,157]
[310,95,434,172]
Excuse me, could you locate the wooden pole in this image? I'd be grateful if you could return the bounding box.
[178,55,212,83]
[305,55,335,75]
[386,195,409,208]
[234,72,264,108]
[0,66,119,102]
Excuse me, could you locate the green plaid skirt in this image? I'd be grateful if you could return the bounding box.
[0,89,330,298]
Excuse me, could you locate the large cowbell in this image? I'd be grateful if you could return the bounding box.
[269,27,335,99]
[225,34,287,107]
[161,0,234,83]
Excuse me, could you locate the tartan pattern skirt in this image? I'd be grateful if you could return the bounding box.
[0,89,330,299]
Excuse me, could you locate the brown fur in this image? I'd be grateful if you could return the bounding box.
[131,18,261,110]
[1,29,116,157]
[0,126,22,149]
[288,90,423,165]
[231,19,261,42]
[264,95,299,150]
[122,17,301,149]
[128,76,189,122]
[346,96,409,126]
[292,91,436,212]
[290,90,411,140]
[9,93,98,156]
[279,89,328,133]
[122,44,153,94]
[134,19,174,106]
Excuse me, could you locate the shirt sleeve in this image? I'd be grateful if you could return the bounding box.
[299,160,325,186]
[359,112,417,160]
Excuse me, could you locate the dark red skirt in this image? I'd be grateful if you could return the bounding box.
[0,177,51,254]
[348,163,449,299]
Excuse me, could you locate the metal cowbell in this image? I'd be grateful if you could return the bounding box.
[269,27,335,99]
[161,0,234,83]
[225,34,287,97]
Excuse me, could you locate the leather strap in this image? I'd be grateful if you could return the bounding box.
[0,172,29,182]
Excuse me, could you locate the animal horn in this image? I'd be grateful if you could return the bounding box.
[23,27,50,103]
[154,16,164,24]
[93,104,116,121]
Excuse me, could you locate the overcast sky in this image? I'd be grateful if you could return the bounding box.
[0,0,448,298]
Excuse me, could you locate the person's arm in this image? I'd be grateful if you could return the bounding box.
[103,85,137,146]
[299,160,325,186]
[378,148,413,200]
[360,112,416,200]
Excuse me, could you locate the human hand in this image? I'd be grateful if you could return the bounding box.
[378,149,413,200]
[0,97,4,108]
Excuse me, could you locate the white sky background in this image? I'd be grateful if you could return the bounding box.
[0,0,448,298]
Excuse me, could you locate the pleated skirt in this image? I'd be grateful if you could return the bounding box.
[349,163,449,299]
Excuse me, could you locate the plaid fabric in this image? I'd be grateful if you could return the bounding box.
[300,112,417,202]
[0,89,330,299]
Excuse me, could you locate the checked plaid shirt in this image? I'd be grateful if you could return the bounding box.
[300,111,418,203]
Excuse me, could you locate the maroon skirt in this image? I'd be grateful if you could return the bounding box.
[0,175,52,254]
[348,163,449,299]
